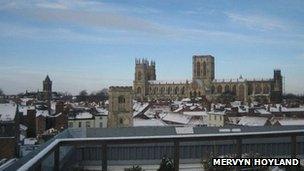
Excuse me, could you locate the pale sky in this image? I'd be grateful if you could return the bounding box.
[0,0,303,95]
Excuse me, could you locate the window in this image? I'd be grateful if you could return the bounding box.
[68,122,73,128]
[119,118,124,124]
[137,71,142,81]
[255,84,262,94]
[86,121,90,128]
[167,87,171,94]
[78,122,82,128]
[99,122,103,128]
[118,95,125,103]
[196,61,201,76]
[181,87,185,95]
[211,86,215,94]
[214,115,217,120]
[224,85,230,93]
[137,87,141,94]
[203,61,207,76]
[217,85,222,93]
[100,116,103,120]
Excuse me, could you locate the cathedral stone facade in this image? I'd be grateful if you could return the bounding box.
[133,55,283,103]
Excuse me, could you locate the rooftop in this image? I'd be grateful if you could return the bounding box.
[0,103,17,122]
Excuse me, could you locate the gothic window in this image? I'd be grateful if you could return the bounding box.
[198,91,201,97]
[174,87,179,94]
[217,85,223,93]
[238,85,245,101]
[154,87,157,94]
[181,87,185,95]
[196,61,201,76]
[137,71,142,81]
[232,85,237,94]
[203,61,207,76]
[263,85,270,94]
[86,121,90,128]
[137,87,141,94]
[118,95,125,103]
[167,87,171,94]
[211,86,215,94]
[160,87,165,94]
[224,85,230,93]
[119,118,123,124]
[255,84,262,94]
[193,91,197,97]
[248,84,253,95]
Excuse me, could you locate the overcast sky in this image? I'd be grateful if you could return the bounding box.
[0,0,303,95]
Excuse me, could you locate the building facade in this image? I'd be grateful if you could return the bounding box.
[107,86,133,128]
[133,55,283,103]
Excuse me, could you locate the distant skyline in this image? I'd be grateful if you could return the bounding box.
[0,0,304,95]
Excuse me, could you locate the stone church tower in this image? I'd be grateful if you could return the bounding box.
[43,75,52,101]
[108,86,133,128]
[192,55,215,95]
[133,59,156,100]
[192,55,215,83]
[271,69,283,103]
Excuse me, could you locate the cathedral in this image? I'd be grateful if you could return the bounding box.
[133,55,283,103]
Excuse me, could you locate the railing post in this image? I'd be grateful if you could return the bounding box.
[174,141,180,171]
[54,145,60,171]
[102,144,107,171]
[236,138,242,158]
[291,135,297,158]
[35,163,42,171]
[235,138,242,171]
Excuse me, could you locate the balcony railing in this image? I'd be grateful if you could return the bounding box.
[4,126,304,171]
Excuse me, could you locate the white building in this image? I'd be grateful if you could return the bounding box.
[207,110,226,127]
[68,107,108,128]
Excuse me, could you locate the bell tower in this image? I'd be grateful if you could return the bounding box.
[271,69,283,103]
[43,75,52,101]
[133,58,156,100]
[192,55,215,92]
[108,86,133,128]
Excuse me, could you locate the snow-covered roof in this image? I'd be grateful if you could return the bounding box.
[20,124,28,131]
[183,111,207,116]
[24,138,37,145]
[181,98,191,102]
[133,102,149,117]
[19,105,35,116]
[173,106,184,113]
[133,118,166,127]
[255,108,271,115]
[238,116,269,126]
[230,101,242,107]
[72,112,93,119]
[95,107,108,116]
[161,112,191,125]
[0,103,17,121]
[269,105,304,113]
[20,98,34,105]
[208,110,226,115]
[188,117,206,126]
[276,119,304,126]
[36,110,49,117]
